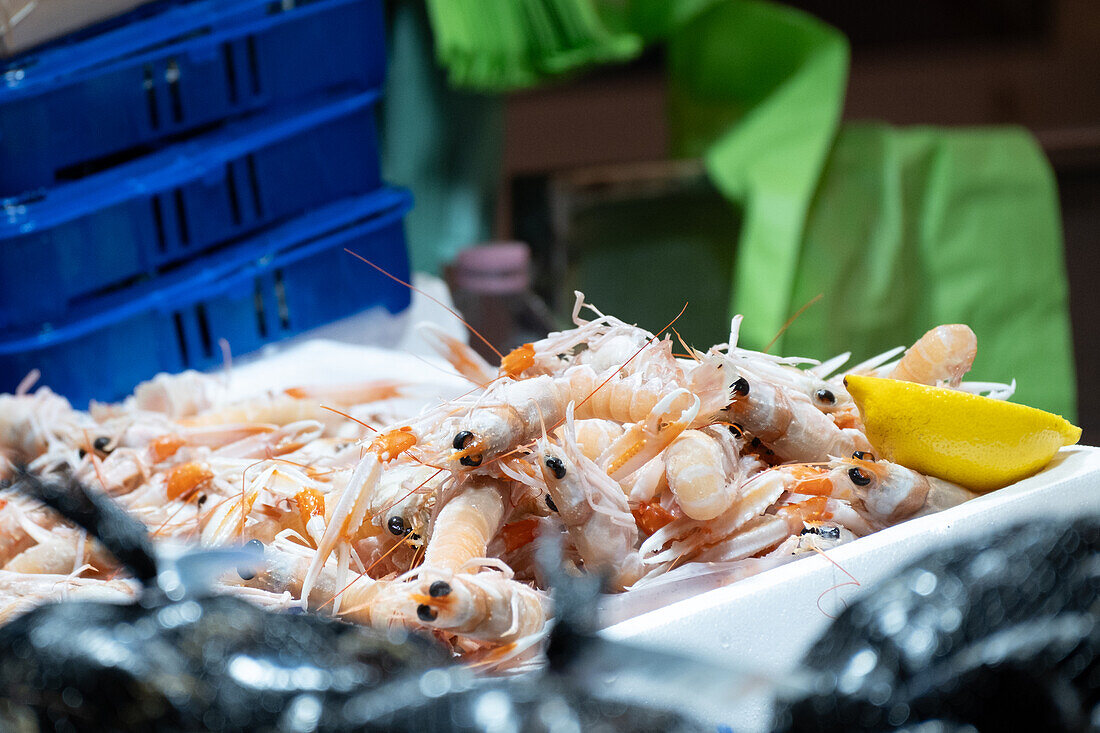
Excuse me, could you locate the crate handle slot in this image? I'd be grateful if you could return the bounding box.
[246,154,264,218]
[221,42,239,105]
[273,268,291,330]
[166,58,184,124]
[195,303,214,359]
[226,163,243,227]
[253,279,268,338]
[173,311,190,364]
[151,196,168,252]
[246,36,262,96]
[143,64,160,131]
[173,190,191,246]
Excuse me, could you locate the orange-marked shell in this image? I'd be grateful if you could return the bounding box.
[295,487,325,528]
[166,462,212,501]
[778,495,832,527]
[500,518,539,553]
[370,429,416,460]
[632,501,676,536]
[783,465,835,498]
[150,435,186,462]
[499,343,535,378]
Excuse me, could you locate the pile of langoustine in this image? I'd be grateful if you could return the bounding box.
[0,295,1012,667]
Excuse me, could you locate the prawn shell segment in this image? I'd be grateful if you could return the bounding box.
[165,462,212,501]
[664,430,729,521]
[631,501,676,536]
[500,519,539,553]
[295,488,326,527]
[370,428,417,460]
[150,435,186,462]
[891,324,977,387]
[500,343,536,378]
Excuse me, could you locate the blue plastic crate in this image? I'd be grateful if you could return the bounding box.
[0,0,384,195]
[0,89,382,330]
[0,188,413,406]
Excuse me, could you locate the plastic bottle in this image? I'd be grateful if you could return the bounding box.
[446,242,559,362]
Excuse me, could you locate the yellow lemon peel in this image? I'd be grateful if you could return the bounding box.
[844,375,1080,493]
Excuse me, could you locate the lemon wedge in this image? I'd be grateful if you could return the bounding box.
[844,374,1081,492]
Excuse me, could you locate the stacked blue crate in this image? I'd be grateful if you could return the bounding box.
[0,0,386,194]
[0,0,413,405]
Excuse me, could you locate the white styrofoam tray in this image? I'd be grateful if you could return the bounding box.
[218,306,1099,730]
[602,445,1100,730]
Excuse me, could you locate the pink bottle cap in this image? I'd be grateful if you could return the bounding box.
[450,242,531,294]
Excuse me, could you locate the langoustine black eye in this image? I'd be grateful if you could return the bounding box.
[848,467,872,486]
[417,604,438,622]
[93,436,112,453]
[387,515,409,536]
[429,581,451,597]
[545,494,558,512]
[731,377,750,396]
[814,388,836,406]
[453,431,483,467]
[852,450,876,462]
[544,455,566,480]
